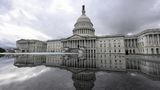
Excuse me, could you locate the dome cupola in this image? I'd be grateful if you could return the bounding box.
[73,5,95,36]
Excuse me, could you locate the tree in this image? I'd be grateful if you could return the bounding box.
[0,48,6,52]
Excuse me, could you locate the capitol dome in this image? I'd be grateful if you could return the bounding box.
[77,15,92,23]
[73,5,95,36]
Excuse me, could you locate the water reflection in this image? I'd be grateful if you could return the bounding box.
[14,54,97,90]
[97,54,126,71]
[126,55,160,80]
[13,54,160,90]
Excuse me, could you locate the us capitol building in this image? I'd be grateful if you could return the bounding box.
[16,5,160,55]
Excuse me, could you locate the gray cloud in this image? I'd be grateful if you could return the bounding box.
[1,0,160,48]
[0,0,12,13]
[87,0,160,34]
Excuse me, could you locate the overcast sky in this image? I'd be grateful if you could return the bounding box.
[0,0,160,48]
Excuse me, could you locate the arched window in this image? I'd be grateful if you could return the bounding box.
[133,49,135,54]
[156,48,159,54]
[130,50,132,54]
[151,48,154,54]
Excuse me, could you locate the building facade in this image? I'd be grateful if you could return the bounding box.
[137,29,160,54]
[16,5,160,55]
[47,39,63,52]
[96,35,125,54]
[16,39,47,52]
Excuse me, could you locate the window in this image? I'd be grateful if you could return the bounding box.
[109,43,111,47]
[100,44,102,47]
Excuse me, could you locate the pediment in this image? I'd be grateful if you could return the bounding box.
[67,34,85,40]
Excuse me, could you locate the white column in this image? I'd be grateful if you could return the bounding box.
[154,34,155,46]
[77,40,78,48]
[158,34,160,46]
[71,40,72,48]
[149,35,151,46]
[67,41,68,47]
[150,34,152,45]
[88,40,90,48]
[79,40,80,47]
[156,34,158,45]
[84,40,85,47]
[132,39,133,48]
[134,39,136,47]
[74,40,76,48]
[152,34,154,46]
[148,35,150,45]
[93,40,95,53]
[93,40,94,48]
[127,40,128,48]
[82,40,84,47]
[76,40,77,48]
[72,40,74,48]
[133,39,135,47]
[73,40,74,48]
[69,41,70,48]
[132,39,134,48]
[90,40,92,48]
[81,40,82,47]
[145,35,147,45]
[73,40,75,48]
[87,40,89,48]
[129,39,130,48]
[75,40,77,48]
[147,35,149,45]
[89,40,91,54]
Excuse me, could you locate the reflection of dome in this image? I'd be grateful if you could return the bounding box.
[73,5,95,36]
[72,70,96,90]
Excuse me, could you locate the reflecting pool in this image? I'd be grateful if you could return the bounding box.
[0,54,160,90]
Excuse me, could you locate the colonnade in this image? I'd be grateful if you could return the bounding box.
[125,39,137,54]
[146,34,160,46]
[63,39,96,49]
[125,39,137,48]
[73,29,94,35]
